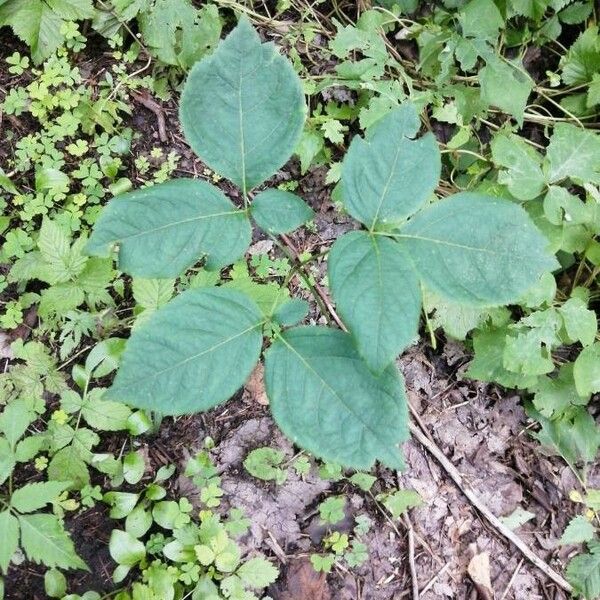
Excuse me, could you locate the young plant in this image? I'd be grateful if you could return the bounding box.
[86,18,557,471]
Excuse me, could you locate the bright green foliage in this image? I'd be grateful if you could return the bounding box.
[574,344,600,397]
[399,193,558,305]
[265,327,409,469]
[180,16,305,193]
[251,189,314,234]
[379,489,422,519]
[328,231,421,372]
[319,496,346,524]
[340,106,440,230]
[567,540,600,599]
[106,288,264,415]
[86,179,251,278]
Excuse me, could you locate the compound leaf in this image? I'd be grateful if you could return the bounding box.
[265,327,408,469]
[399,193,558,306]
[251,189,314,234]
[106,288,263,415]
[341,105,440,230]
[0,510,19,574]
[180,17,305,193]
[86,179,251,278]
[328,231,420,372]
[19,513,87,570]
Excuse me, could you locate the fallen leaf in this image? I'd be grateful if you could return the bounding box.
[243,362,269,406]
[274,558,331,600]
[467,550,494,600]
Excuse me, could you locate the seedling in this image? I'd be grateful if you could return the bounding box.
[86,18,556,470]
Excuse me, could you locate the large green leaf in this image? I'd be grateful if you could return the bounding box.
[0,510,19,574]
[180,17,306,193]
[250,189,314,234]
[19,513,87,570]
[264,327,408,469]
[328,231,420,372]
[11,481,71,514]
[341,105,440,230]
[106,288,263,415]
[398,193,558,306]
[85,179,251,278]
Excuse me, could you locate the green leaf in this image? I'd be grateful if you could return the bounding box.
[560,26,600,85]
[398,193,558,306]
[566,540,600,599]
[574,343,600,397]
[0,0,70,64]
[265,327,408,469]
[490,133,545,200]
[109,529,146,566]
[180,16,305,193]
[0,398,36,449]
[341,105,441,230]
[86,179,251,278]
[243,448,287,483]
[319,496,346,524]
[19,513,87,570]
[328,231,421,372]
[81,398,132,432]
[545,123,600,185]
[47,446,90,490]
[132,278,175,313]
[250,189,314,234]
[123,451,145,485]
[138,0,221,68]
[459,0,504,41]
[558,298,597,347]
[0,439,16,486]
[272,298,309,327]
[560,516,596,545]
[237,557,279,588]
[380,489,422,518]
[106,288,263,415]
[0,510,19,574]
[11,481,71,513]
[44,568,67,598]
[480,58,533,125]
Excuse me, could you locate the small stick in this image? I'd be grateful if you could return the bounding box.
[131,90,167,142]
[420,562,451,595]
[408,417,573,594]
[499,558,524,600]
[403,513,420,600]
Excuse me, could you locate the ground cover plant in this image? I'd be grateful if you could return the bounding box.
[0,1,599,599]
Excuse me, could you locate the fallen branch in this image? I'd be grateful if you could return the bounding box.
[408,415,573,594]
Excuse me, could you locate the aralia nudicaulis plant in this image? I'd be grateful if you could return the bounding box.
[86,17,557,470]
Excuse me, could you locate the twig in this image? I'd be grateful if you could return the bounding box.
[279,233,346,330]
[408,415,573,595]
[403,513,420,600]
[131,90,167,142]
[499,558,524,600]
[420,563,451,595]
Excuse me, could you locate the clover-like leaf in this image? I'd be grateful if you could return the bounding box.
[251,189,314,234]
[341,105,440,230]
[328,231,420,372]
[106,288,263,415]
[398,192,558,306]
[265,327,408,469]
[180,17,306,193]
[86,179,251,278]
